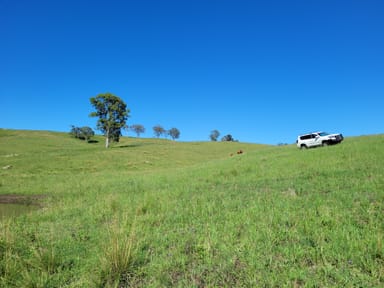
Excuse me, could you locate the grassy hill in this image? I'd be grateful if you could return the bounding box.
[0,129,383,287]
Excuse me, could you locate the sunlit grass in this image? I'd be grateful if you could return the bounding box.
[0,129,383,287]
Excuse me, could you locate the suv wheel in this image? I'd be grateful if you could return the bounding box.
[300,144,308,149]
[322,141,329,147]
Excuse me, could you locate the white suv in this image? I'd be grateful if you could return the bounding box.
[296,132,343,149]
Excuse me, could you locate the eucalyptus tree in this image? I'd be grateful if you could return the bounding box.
[168,127,180,140]
[130,124,145,137]
[153,125,166,138]
[90,93,130,148]
[69,126,95,142]
[209,129,220,141]
[221,134,236,142]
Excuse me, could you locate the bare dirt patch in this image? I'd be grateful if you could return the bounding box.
[0,194,46,205]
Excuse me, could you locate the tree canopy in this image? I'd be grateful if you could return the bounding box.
[153,125,166,138]
[90,93,130,148]
[130,124,145,137]
[221,134,237,142]
[168,128,180,140]
[209,130,220,141]
[70,125,95,142]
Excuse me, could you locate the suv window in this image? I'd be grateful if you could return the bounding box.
[300,134,311,140]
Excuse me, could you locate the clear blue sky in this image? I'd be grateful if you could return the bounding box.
[1,0,383,144]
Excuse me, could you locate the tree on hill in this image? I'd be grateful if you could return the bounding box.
[209,130,220,141]
[153,125,166,138]
[69,125,95,142]
[69,125,82,139]
[90,93,130,148]
[221,134,237,142]
[168,128,180,140]
[130,124,145,137]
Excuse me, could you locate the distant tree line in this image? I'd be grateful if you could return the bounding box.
[72,93,250,148]
[209,130,238,142]
[71,92,181,147]
[70,122,181,144]
[152,125,180,140]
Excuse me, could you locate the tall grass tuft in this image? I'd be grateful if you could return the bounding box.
[0,220,20,287]
[98,216,138,288]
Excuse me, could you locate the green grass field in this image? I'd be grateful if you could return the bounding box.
[1,129,383,287]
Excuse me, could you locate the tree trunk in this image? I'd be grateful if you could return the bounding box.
[105,130,110,148]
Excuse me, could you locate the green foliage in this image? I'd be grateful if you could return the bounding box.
[90,93,130,148]
[221,134,237,141]
[168,127,180,140]
[0,129,383,287]
[130,124,145,137]
[69,125,95,142]
[153,125,166,138]
[210,129,220,141]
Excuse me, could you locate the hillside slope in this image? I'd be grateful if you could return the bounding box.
[0,130,383,287]
[0,129,266,173]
